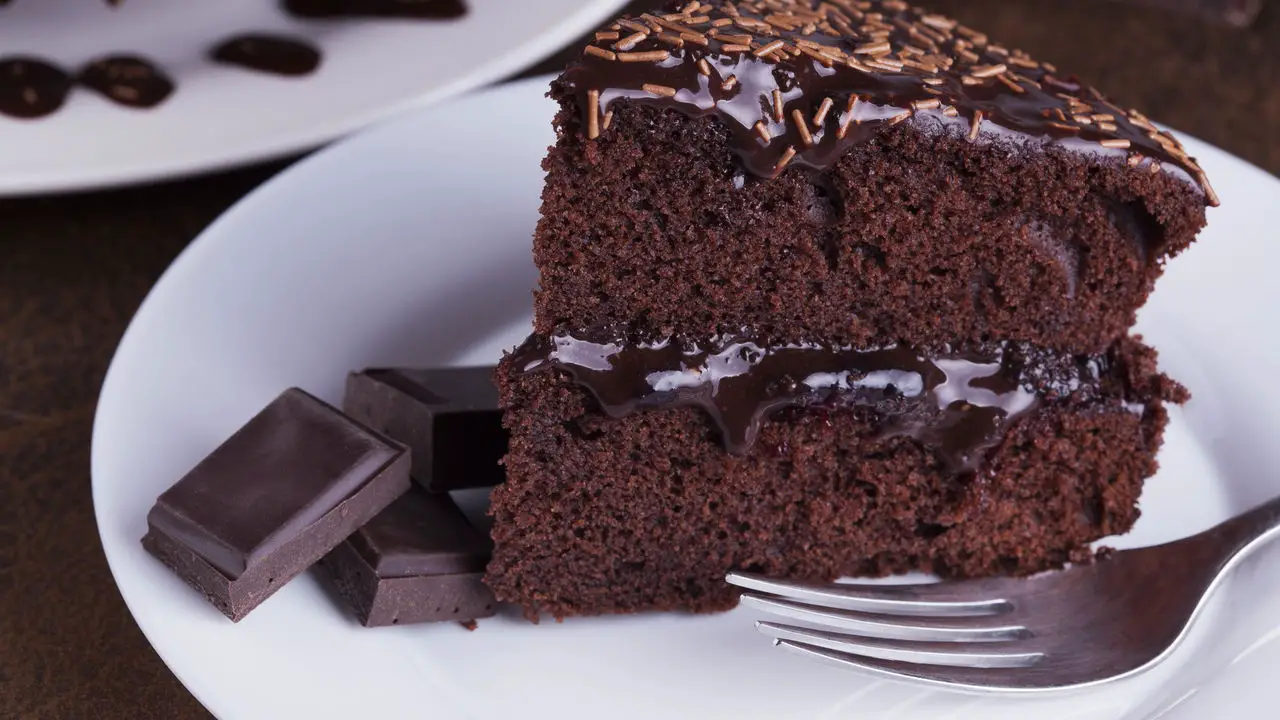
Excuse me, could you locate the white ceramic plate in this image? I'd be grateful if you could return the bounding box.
[0,0,628,196]
[92,75,1280,720]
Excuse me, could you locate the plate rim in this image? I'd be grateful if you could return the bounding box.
[90,72,1280,719]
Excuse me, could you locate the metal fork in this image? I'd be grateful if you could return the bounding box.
[726,494,1280,693]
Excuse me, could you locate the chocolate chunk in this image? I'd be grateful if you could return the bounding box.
[141,388,411,622]
[316,486,496,627]
[343,368,505,492]
[210,34,322,77]
[78,55,174,109]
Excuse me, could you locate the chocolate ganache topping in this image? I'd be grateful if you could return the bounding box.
[513,333,1105,473]
[566,0,1217,206]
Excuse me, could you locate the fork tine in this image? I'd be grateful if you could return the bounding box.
[726,571,1011,617]
[776,641,1052,692]
[740,594,1030,642]
[758,622,1043,668]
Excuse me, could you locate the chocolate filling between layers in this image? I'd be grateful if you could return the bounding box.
[512,332,1108,474]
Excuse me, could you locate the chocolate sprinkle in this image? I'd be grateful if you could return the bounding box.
[567,0,1216,205]
[512,332,1103,473]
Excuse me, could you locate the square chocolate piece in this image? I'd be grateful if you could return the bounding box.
[316,485,496,627]
[343,367,505,492]
[142,388,411,622]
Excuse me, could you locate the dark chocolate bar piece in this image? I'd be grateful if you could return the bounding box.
[142,388,411,622]
[343,367,505,492]
[316,485,496,627]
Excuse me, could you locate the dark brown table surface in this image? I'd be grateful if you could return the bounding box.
[1,1,1276,717]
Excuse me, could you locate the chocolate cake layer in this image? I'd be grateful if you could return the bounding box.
[487,336,1186,618]
[142,388,411,621]
[532,0,1209,354]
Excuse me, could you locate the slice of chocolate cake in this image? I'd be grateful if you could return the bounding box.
[487,0,1206,620]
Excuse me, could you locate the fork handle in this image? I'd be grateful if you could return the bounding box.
[1203,493,1280,569]
[1124,494,1280,720]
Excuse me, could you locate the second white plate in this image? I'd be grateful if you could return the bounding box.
[92,75,1280,719]
[0,0,628,195]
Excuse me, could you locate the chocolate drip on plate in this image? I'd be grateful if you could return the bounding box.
[510,333,1088,473]
[0,58,73,119]
[79,55,174,108]
[210,34,322,77]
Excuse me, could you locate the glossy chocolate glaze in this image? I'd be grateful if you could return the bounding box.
[79,55,174,108]
[566,0,1215,204]
[512,332,1102,473]
[0,57,73,119]
[283,0,467,19]
[210,34,322,77]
